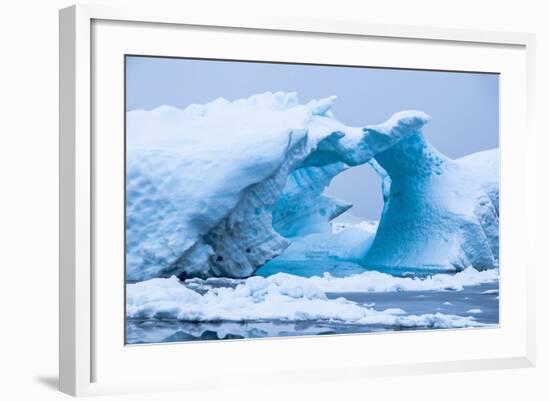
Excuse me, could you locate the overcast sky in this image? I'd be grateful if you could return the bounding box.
[126,56,499,220]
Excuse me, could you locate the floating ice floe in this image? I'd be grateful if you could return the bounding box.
[127,269,497,327]
[184,266,498,294]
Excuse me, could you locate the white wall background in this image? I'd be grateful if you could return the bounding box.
[0,0,547,400]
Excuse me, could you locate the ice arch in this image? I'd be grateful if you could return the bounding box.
[126,92,498,281]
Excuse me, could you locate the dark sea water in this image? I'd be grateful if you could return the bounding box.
[327,282,499,325]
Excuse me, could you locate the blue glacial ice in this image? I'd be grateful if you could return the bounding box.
[126,92,499,281]
[363,123,499,272]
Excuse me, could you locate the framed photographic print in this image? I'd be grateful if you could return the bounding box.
[59,4,536,397]
[124,56,501,344]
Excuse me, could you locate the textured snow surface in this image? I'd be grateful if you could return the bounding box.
[127,271,493,327]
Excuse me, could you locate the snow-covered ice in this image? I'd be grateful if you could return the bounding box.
[182,266,498,294]
[127,267,497,329]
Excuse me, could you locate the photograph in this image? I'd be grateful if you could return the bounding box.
[124,55,500,344]
[1,1,544,399]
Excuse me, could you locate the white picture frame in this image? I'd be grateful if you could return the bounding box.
[59,3,536,397]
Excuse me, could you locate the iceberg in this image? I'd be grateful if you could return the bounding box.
[126,92,337,280]
[126,92,498,281]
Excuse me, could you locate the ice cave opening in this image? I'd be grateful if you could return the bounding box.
[255,157,386,278]
[324,163,385,222]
